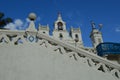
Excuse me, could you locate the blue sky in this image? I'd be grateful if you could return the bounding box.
[0,0,120,47]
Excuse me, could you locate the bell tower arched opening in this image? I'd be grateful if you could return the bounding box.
[57,22,63,30]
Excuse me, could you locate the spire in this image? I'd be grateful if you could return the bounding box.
[58,12,62,20]
[90,20,96,29]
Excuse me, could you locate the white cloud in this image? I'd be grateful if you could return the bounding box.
[116,27,120,32]
[4,19,24,30]
[4,15,41,30]
[4,19,31,30]
[4,23,16,30]
[14,19,23,27]
[26,18,30,22]
[115,24,120,32]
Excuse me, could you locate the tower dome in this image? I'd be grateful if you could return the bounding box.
[28,12,37,21]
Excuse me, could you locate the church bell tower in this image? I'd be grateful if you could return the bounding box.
[90,21,103,48]
[53,13,69,40]
[70,27,83,47]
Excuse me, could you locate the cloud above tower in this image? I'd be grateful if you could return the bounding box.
[4,19,24,30]
[116,27,120,32]
[4,16,41,30]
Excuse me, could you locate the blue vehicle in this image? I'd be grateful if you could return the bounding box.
[96,42,120,56]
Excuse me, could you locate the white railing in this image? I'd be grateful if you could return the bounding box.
[37,32,120,70]
[0,30,120,79]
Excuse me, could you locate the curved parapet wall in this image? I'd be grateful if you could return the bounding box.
[0,30,120,80]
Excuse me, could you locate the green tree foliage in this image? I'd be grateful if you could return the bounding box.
[0,12,13,29]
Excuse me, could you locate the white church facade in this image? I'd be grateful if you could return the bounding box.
[38,13,103,51]
[0,13,120,80]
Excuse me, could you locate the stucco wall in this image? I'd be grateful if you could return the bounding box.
[0,43,116,80]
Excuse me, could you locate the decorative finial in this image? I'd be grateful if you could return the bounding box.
[28,13,37,21]
[90,20,96,29]
[98,24,103,31]
[26,12,37,31]
[58,12,62,20]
